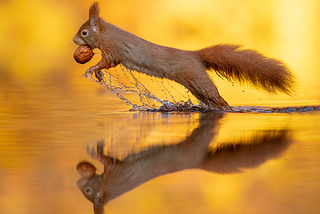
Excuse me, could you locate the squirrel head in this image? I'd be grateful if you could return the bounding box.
[76,161,107,214]
[73,2,101,50]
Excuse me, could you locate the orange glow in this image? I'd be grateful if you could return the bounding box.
[1,0,319,105]
[0,1,320,214]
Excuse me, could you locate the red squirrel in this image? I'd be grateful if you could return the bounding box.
[76,113,291,214]
[73,2,295,110]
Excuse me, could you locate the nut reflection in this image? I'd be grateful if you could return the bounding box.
[76,113,292,214]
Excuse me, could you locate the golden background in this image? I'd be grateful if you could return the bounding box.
[1,1,320,214]
[1,0,319,106]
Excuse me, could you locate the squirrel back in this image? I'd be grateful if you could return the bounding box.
[73,2,296,110]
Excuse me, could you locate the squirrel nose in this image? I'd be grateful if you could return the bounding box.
[73,36,77,44]
[73,36,85,45]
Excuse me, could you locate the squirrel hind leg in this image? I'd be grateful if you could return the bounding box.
[176,75,231,111]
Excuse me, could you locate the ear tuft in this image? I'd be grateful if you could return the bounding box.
[77,161,97,178]
[94,192,105,214]
[89,2,100,18]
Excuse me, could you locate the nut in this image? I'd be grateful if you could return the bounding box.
[74,45,94,64]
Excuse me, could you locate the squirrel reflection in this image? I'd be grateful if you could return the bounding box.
[76,113,292,214]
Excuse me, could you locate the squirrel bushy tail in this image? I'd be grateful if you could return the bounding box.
[196,44,296,95]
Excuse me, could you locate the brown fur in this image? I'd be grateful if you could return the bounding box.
[196,45,295,95]
[73,2,296,110]
[76,113,292,213]
[89,2,100,18]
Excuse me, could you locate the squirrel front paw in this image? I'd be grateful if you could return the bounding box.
[96,141,106,159]
[83,67,104,82]
[83,66,95,78]
[86,141,106,160]
[95,70,104,82]
[86,141,118,172]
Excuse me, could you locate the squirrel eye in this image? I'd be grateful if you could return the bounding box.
[81,30,88,36]
[85,188,92,195]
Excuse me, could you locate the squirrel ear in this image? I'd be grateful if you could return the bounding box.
[77,161,97,178]
[89,2,100,31]
[94,192,106,214]
[89,2,100,18]
[89,15,99,28]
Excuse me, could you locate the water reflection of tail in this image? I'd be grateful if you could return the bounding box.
[76,113,292,214]
[202,129,291,173]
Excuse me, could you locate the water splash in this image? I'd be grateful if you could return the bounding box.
[84,66,164,110]
[84,65,205,111]
[83,66,320,113]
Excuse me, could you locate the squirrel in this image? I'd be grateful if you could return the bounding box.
[73,2,296,111]
[76,113,291,214]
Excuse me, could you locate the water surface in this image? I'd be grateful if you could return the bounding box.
[1,1,320,213]
[1,76,319,214]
